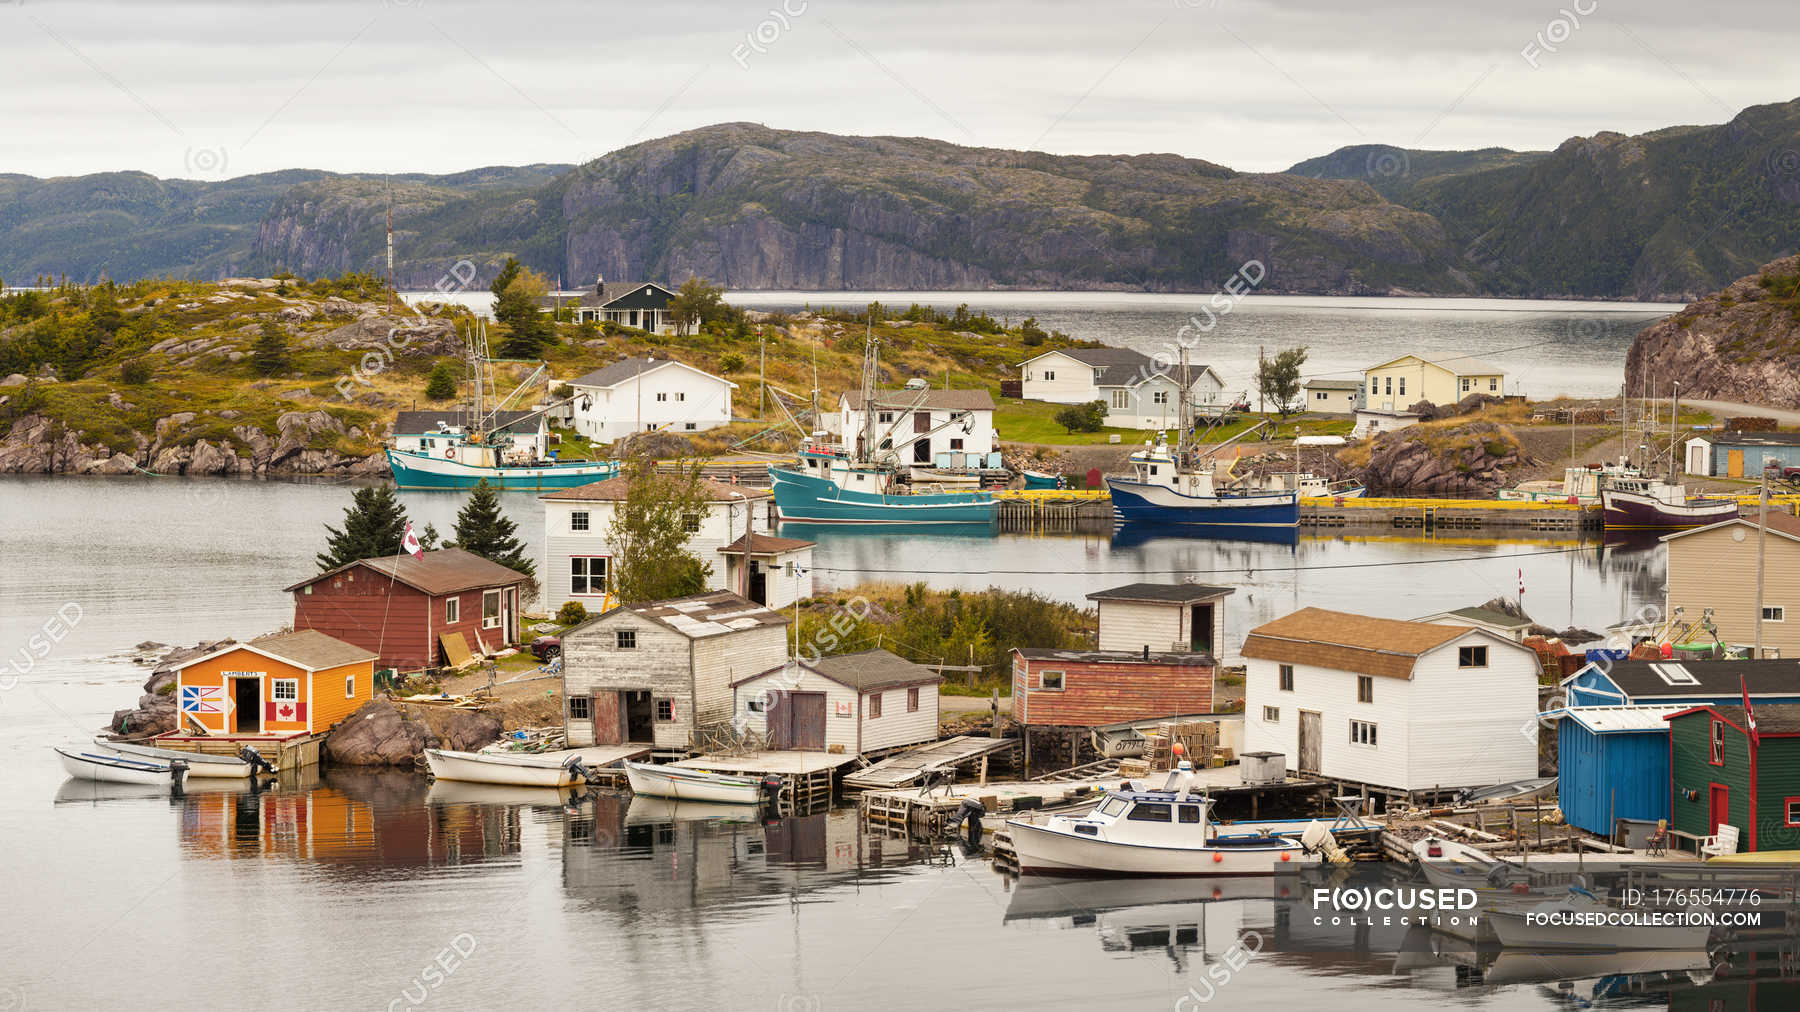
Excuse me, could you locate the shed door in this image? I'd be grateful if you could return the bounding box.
[590,692,622,745]
[1709,783,1731,837]
[790,692,826,750]
[1728,450,1745,477]
[1298,710,1322,775]
[767,690,792,749]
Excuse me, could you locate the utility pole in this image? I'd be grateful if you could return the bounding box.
[1257,345,1265,416]
[758,327,767,420]
[1756,460,1772,658]
[385,175,395,313]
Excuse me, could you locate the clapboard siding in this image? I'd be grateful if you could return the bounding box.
[1667,525,1800,661]
[293,569,520,670]
[733,668,860,753]
[1095,600,1225,656]
[692,626,788,729]
[542,498,773,611]
[1013,652,1214,727]
[563,612,692,749]
[860,682,939,753]
[1244,659,1416,788]
[1020,351,1104,404]
[1670,711,1751,840]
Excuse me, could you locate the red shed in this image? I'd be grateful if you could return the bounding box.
[285,548,530,671]
[1011,647,1218,727]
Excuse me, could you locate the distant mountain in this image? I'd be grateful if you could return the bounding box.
[1285,144,1548,202]
[7,101,1800,299]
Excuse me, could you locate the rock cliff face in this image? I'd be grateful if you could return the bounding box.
[324,700,503,766]
[0,410,387,476]
[1357,421,1533,495]
[1626,254,1800,408]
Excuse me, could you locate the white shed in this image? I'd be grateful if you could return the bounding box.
[1240,607,1541,794]
[731,649,942,755]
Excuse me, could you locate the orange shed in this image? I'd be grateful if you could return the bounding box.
[172,629,377,737]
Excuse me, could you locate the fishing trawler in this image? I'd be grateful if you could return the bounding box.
[768,334,998,524]
[386,322,621,489]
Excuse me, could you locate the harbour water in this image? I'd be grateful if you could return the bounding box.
[0,476,1681,1010]
[406,290,1673,401]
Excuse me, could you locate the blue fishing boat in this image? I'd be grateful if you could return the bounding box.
[1107,431,1298,527]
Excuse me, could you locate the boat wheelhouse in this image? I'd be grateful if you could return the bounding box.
[1106,432,1299,528]
[769,442,998,525]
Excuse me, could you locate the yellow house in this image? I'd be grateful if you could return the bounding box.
[1363,354,1505,412]
[1661,512,1800,659]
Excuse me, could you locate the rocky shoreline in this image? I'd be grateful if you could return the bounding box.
[0,408,387,476]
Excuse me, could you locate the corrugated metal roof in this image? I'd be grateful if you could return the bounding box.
[1552,705,1688,733]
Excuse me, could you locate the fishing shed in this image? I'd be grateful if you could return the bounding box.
[169,630,375,739]
[1548,705,1687,837]
[560,591,789,752]
[730,649,943,755]
[1560,658,1800,708]
[1666,703,1800,853]
[1683,430,1800,477]
[286,548,531,672]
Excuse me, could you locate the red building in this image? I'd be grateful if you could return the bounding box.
[285,548,531,671]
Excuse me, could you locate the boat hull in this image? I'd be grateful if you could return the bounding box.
[56,745,188,787]
[1021,470,1061,490]
[386,449,621,490]
[624,761,767,804]
[1601,488,1739,529]
[424,748,583,787]
[1106,478,1299,527]
[96,739,253,778]
[1006,819,1316,876]
[770,465,997,525]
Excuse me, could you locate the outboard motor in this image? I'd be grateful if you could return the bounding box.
[169,758,189,796]
[564,757,595,786]
[951,797,986,846]
[759,775,785,806]
[238,745,277,777]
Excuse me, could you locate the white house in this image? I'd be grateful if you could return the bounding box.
[561,591,790,751]
[540,477,812,612]
[566,357,736,444]
[835,388,997,468]
[730,649,942,755]
[393,409,548,460]
[1017,347,1227,429]
[537,278,679,334]
[1240,607,1541,794]
[1301,379,1362,415]
[1352,408,1421,439]
[1413,605,1534,643]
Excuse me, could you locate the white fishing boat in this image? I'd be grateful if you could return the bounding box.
[1006,768,1329,876]
[423,748,593,787]
[1411,835,1522,890]
[624,761,771,805]
[95,738,261,779]
[1487,886,1712,950]
[55,744,189,787]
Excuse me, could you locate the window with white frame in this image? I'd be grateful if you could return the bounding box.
[1489,378,1498,392]
[675,392,686,402]
[1764,606,1785,622]
[1350,719,1378,746]
[482,589,501,629]
[571,556,608,596]
[878,411,894,424]
[1042,370,1055,381]
[1263,706,1279,722]
[271,678,299,702]
[616,629,637,650]
[1111,389,1130,409]
[1278,664,1294,691]
[570,510,590,532]
[656,392,668,402]
[681,512,701,533]
[345,674,356,698]
[1398,377,1406,396]
[445,597,460,623]
[1357,675,1373,703]
[1039,669,1064,691]
[1153,391,1168,404]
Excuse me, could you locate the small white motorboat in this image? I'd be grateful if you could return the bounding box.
[95,738,261,779]
[424,748,593,787]
[1412,835,1523,890]
[55,744,189,787]
[624,761,771,805]
[1487,886,1712,951]
[1006,768,1328,876]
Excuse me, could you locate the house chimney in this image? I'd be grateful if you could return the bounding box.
[595,273,604,295]
[1142,644,1150,661]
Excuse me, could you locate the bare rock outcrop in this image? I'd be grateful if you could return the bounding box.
[1357,421,1533,495]
[323,700,504,766]
[1627,254,1800,408]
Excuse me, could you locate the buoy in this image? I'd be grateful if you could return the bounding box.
[1281,852,1291,862]
[1212,887,1223,900]
[1212,852,1223,863]
[1173,742,1186,757]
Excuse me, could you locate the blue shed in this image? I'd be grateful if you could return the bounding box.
[1552,705,1686,837]
[1685,431,1800,477]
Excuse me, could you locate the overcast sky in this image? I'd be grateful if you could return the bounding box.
[2,0,1795,180]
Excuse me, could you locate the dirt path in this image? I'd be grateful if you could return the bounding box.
[1681,398,1800,426]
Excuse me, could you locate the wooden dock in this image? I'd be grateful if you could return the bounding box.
[842,736,1018,790]
[673,751,859,811]
[152,731,324,771]
[1300,496,1599,531]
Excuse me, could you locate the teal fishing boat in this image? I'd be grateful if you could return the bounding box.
[1021,469,1063,490]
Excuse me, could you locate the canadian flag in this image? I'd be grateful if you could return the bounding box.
[402,521,423,560]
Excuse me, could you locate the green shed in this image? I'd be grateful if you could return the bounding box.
[1667,703,1800,853]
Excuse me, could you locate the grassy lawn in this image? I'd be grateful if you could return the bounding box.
[994,398,1356,446]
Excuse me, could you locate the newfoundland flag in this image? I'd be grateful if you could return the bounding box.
[401,521,424,560]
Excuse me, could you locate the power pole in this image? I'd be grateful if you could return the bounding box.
[758,327,767,419]
[1756,461,1771,658]
[1257,345,1265,415]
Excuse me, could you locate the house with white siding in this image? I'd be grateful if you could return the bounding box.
[540,477,797,612]
[1016,347,1226,429]
[1240,608,1541,796]
[560,591,790,751]
[565,357,736,444]
[834,388,997,468]
[1413,605,1534,643]
[730,649,942,755]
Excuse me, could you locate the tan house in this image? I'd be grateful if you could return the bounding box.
[1662,512,1800,659]
[1362,353,1505,412]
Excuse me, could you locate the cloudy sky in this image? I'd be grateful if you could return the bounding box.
[2,0,1795,180]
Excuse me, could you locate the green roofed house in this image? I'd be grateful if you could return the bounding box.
[1665,702,1800,854]
[1413,606,1534,643]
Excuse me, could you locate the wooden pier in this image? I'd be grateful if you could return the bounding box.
[842,735,1018,790]
[672,751,859,812]
[152,731,324,771]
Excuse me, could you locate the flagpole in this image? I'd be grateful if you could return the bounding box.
[375,522,419,671]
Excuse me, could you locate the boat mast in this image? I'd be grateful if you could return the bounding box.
[860,322,878,466]
[1178,348,1193,459]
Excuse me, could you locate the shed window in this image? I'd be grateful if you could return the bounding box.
[1042,370,1055,382]
[1126,802,1173,823]
[482,590,501,629]
[616,630,636,650]
[345,674,356,699]
[569,696,591,720]
[1458,646,1488,668]
[1711,719,1726,765]
[1263,706,1279,723]
[1278,664,1294,691]
[655,699,674,722]
[271,678,298,702]
[868,693,882,719]
[1763,606,1785,622]
[570,510,590,532]
[1350,719,1378,747]
[445,597,459,623]
[1787,798,1800,827]
[1357,675,1373,703]
[747,698,766,713]
[907,687,920,712]
[1039,669,1064,691]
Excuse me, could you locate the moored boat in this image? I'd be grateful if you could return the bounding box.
[1487,886,1712,950]
[55,744,189,787]
[624,761,772,804]
[423,748,593,787]
[1021,469,1063,490]
[770,444,997,525]
[1107,432,1299,527]
[1601,478,1739,529]
[94,738,263,779]
[387,448,621,490]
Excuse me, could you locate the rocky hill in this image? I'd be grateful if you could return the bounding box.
[1285,144,1547,202]
[1626,254,1800,407]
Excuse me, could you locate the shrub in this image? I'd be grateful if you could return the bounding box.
[425,361,459,401]
[556,600,589,625]
[1053,400,1107,433]
[121,360,152,385]
[719,352,745,373]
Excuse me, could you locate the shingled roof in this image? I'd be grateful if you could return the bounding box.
[1241,607,1482,680]
[248,629,378,670]
[285,547,529,596]
[716,532,815,554]
[841,388,995,412]
[1088,583,1235,605]
[613,591,788,638]
[735,649,942,691]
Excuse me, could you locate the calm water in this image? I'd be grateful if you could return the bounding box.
[405,290,1672,401]
[0,478,1678,1009]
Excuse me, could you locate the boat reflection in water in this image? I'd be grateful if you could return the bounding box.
[1004,875,1286,973]
[1109,522,1300,550]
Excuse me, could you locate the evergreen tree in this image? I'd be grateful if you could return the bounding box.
[447,479,535,577]
[253,321,290,376]
[317,485,412,571]
[490,257,553,358]
[424,360,459,401]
